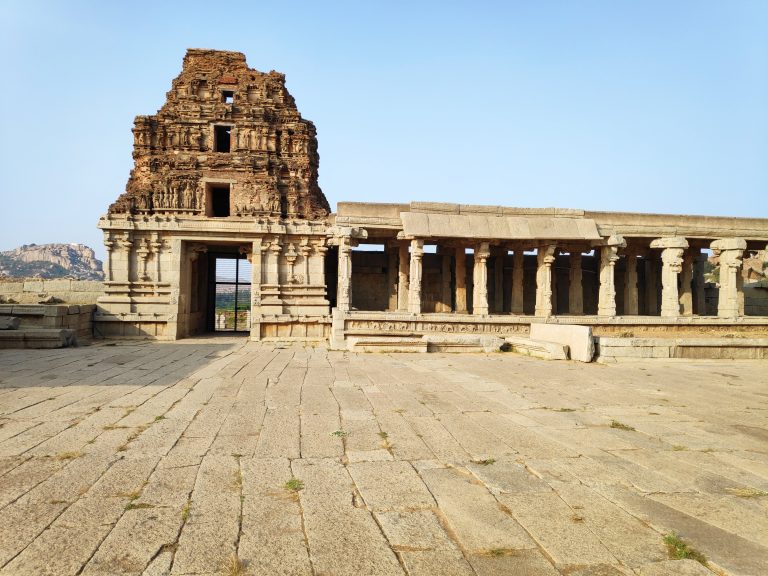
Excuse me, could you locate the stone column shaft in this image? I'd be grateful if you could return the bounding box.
[250,238,263,339]
[712,238,747,318]
[598,237,625,317]
[535,244,557,317]
[569,252,583,315]
[623,250,638,315]
[408,239,424,314]
[455,246,467,313]
[679,249,694,316]
[494,247,504,313]
[650,237,688,318]
[337,237,352,312]
[511,249,524,314]
[645,255,659,315]
[693,252,707,315]
[387,245,399,311]
[397,243,409,312]
[440,248,452,312]
[473,242,490,315]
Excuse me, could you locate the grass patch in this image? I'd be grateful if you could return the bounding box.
[232,469,243,491]
[56,451,83,461]
[284,478,304,492]
[553,408,576,412]
[181,500,191,522]
[102,424,128,431]
[153,415,165,422]
[377,431,389,439]
[472,458,496,466]
[119,490,141,501]
[223,552,247,576]
[672,445,688,451]
[483,548,516,557]
[610,420,635,431]
[330,430,348,438]
[124,502,154,511]
[663,532,707,565]
[49,499,68,505]
[725,487,768,498]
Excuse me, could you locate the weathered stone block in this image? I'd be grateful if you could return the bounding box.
[529,323,594,362]
[0,316,21,330]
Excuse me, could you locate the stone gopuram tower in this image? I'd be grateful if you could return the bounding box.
[110,49,329,219]
[98,49,334,340]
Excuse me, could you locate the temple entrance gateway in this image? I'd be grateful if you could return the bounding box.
[207,255,252,333]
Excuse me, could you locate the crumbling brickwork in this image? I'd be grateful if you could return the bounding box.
[109,49,330,219]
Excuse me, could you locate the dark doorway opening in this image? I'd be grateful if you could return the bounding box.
[206,254,252,333]
[325,245,338,308]
[214,125,231,152]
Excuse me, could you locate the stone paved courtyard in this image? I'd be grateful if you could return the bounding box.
[0,340,767,576]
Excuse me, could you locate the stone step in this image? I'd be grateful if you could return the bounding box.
[424,335,504,353]
[348,336,428,353]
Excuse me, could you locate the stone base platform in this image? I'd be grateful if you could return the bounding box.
[597,336,768,362]
[0,328,77,349]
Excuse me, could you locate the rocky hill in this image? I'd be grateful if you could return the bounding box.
[0,244,104,280]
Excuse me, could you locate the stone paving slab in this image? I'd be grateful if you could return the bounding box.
[0,341,767,575]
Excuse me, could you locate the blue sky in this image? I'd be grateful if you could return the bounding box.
[1,1,766,262]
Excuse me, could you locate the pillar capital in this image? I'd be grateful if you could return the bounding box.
[650,237,689,250]
[711,238,747,253]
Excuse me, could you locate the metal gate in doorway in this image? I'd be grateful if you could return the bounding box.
[208,255,252,333]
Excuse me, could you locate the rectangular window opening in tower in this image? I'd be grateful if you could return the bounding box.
[207,183,231,217]
[214,125,231,152]
[222,90,234,104]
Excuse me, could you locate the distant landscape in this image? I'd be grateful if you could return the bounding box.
[0,244,104,281]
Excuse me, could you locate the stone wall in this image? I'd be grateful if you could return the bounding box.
[0,279,103,304]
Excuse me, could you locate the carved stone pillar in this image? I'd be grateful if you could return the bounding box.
[314,242,328,288]
[623,248,638,315]
[103,237,114,282]
[693,252,707,315]
[408,239,424,314]
[494,247,504,313]
[645,253,659,315]
[511,249,524,314]
[251,238,263,310]
[337,236,353,312]
[473,242,490,315]
[387,244,399,311]
[440,247,452,313]
[598,236,626,317]
[268,238,282,286]
[711,238,746,318]
[300,240,311,285]
[535,244,557,317]
[679,249,694,316]
[285,243,298,283]
[650,237,688,317]
[150,234,162,284]
[398,243,409,312]
[455,246,467,313]
[569,252,583,315]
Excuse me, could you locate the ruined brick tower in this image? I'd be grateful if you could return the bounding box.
[110,49,330,219]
